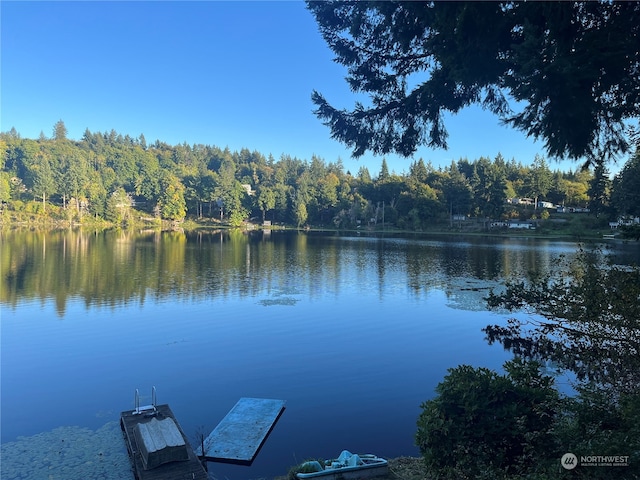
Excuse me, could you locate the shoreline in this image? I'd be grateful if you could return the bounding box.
[1,218,622,244]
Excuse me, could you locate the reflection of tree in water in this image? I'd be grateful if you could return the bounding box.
[0,230,604,317]
[485,248,640,395]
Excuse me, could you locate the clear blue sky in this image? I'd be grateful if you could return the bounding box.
[2,1,584,175]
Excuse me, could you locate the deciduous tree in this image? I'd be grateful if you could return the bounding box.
[158,173,187,221]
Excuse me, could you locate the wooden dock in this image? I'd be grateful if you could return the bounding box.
[120,404,208,480]
[198,397,286,464]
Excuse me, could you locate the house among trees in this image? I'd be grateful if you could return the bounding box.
[609,216,640,229]
[491,221,536,230]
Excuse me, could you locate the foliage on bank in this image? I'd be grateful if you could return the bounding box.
[417,249,640,479]
[1,123,639,234]
[417,360,640,479]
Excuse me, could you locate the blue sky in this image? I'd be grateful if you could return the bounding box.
[2,1,584,175]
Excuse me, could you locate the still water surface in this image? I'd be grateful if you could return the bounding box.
[2,230,636,479]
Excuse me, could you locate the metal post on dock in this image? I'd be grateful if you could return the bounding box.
[133,386,157,415]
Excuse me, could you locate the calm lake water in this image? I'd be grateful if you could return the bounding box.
[1,229,637,480]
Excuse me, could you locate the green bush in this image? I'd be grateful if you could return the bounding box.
[416,359,561,479]
[417,359,640,479]
[25,200,44,214]
[555,385,640,479]
[228,209,248,227]
[287,459,325,480]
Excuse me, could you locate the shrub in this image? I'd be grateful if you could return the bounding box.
[416,359,560,479]
[555,385,640,479]
[287,459,325,480]
[25,200,44,214]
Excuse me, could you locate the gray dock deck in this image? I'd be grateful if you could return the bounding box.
[120,404,208,480]
[198,397,286,464]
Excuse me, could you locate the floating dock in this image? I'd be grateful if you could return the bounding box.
[197,397,286,464]
[120,404,208,480]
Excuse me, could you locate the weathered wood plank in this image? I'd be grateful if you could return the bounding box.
[199,397,286,464]
[121,404,208,480]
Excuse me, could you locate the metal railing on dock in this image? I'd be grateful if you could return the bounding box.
[134,386,157,415]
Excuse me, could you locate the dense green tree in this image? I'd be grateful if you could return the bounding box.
[318,172,339,222]
[294,194,308,228]
[158,173,187,221]
[132,147,162,201]
[417,358,640,479]
[378,158,389,182]
[611,150,640,218]
[53,120,68,141]
[3,138,37,181]
[54,144,89,211]
[85,170,108,218]
[525,155,552,208]
[356,165,372,184]
[214,156,241,220]
[440,163,473,222]
[588,159,611,217]
[29,152,56,213]
[555,384,640,478]
[343,191,369,227]
[408,158,429,184]
[416,359,560,479]
[256,185,276,223]
[470,157,507,218]
[0,171,11,203]
[183,173,205,218]
[2,126,626,230]
[398,182,441,229]
[272,183,291,223]
[105,187,132,224]
[308,1,640,161]
[563,177,590,208]
[547,170,568,206]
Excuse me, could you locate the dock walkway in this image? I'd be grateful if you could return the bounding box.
[120,404,208,480]
[198,397,286,464]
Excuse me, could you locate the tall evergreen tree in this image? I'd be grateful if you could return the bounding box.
[611,150,640,218]
[30,154,55,212]
[526,155,552,208]
[378,158,390,182]
[53,120,68,141]
[308,1,640,161]
[588,159,610,217]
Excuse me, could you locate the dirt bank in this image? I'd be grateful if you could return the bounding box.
[385,457,431,480]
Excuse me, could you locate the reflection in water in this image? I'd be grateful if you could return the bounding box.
[1,229,601,316]
[1,230,636,480]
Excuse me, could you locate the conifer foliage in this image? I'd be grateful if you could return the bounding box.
[307,1,640,161]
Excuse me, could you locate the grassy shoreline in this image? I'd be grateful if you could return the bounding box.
[1,207,629,243]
